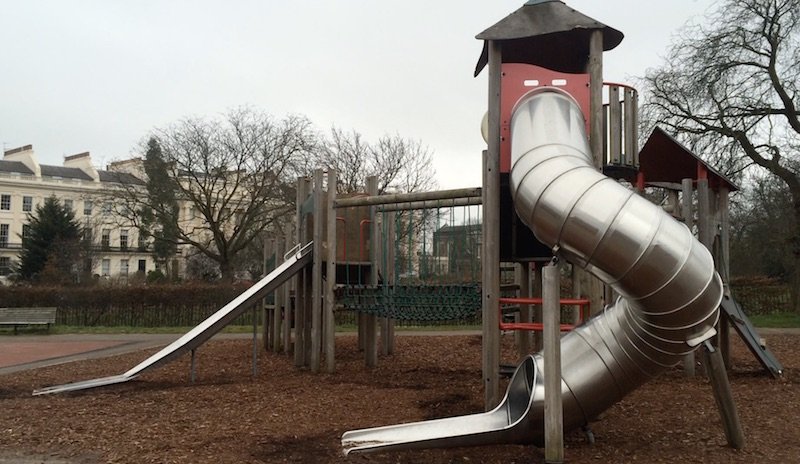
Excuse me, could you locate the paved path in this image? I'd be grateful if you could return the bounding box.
[1,327,794,376]
[0,333,253,376]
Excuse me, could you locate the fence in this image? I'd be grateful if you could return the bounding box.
[731,284,792,314]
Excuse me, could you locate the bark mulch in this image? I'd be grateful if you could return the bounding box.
[0,332,797,463]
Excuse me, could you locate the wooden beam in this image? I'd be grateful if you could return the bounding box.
[311,169,324,373]
[334,187,481,209]
[365,176,379,368]
[325,169,338,373]
[703,341,745,449]
[543,263,564,464]
[481,40,502,411]
[681,178,696,378]
[588,29,604,169]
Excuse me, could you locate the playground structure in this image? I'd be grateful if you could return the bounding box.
[34,0,785,461]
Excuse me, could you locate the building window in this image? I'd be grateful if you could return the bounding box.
[101,259,110,277]
[22,224,31,240]
[138,233,147,251]
[101,229,111,249]
[84,200,93,216]
[22,196,33,212]
[120,259,129,277]
[0,194,10,211]
[120,229,129,251]
[102,202,112,216]
[0,257,10,276]
[0,224,8,248]
[138,259,146,273]
[64,199,73,211]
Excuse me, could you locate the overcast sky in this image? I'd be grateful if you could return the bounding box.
[1,0,716,189]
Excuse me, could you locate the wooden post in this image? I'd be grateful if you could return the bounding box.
[252,305,258,377]
[325,169,338,373]
[517,262,531,358]
[543,263,564,464]
[681,178,696,377]
[262,237,273,351]
[294,177,311,367]
[588,29,604,169]
[311,169,324,373]
[718,186,732,368]
[382,210,396,356]
[365,176,379,368]
[532,263,543,351]
[703,341,745,449]
[273,238,285,352]
[303,261,313,367]
[283,224,293,356]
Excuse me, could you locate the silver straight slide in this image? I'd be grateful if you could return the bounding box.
[33,242,313,396]
[342,89,723,454]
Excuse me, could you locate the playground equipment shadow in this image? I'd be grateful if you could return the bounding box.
[0,332,798,463]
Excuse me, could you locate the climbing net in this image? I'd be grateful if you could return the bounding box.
[336,198,483,323]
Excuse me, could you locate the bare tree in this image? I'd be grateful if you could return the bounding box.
[110,108,316,280]
[317,127,437,194]
[642,0,800,308]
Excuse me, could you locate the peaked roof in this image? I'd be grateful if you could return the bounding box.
[638,126,739,192]
[474,0,623,75]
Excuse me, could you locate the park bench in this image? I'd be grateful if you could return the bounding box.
[0,307,57,334]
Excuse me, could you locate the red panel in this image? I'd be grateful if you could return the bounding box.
[500,64,591,172]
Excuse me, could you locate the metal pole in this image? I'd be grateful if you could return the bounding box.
[543,262,564,464]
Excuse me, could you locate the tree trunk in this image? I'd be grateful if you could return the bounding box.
[791,197,800,313]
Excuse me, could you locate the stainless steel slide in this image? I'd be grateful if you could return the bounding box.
[33,242,313,396]
[342,89,723,454]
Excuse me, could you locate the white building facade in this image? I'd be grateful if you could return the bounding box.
[0,145,161,282]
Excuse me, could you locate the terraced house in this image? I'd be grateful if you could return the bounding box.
[0,145,163,282]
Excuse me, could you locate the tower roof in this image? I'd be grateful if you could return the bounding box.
[474,0,623,75]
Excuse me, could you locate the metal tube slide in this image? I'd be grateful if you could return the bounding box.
[341,89,722,453]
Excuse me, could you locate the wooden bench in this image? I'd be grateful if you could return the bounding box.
[0,307,57,334]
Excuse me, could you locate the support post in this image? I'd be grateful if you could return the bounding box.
[283,225,293,356]
[261,237,273,351]
[532,263,543,351]
[517,262,531,358]
[382,210,396,356]
[681,178,696,378]
[543,263,564,464]
[252,305,258,377]
[294,177,311,367]
[481,39,502,411]
[273,238,285,352]
[311,169,324,373]
[365,176,379,368]
[325,169,338,373]
[718,186,732,367]
[588,29,604,169]
[703,341,745,449]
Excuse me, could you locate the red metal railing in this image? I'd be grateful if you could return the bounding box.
[498,297,590,332]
